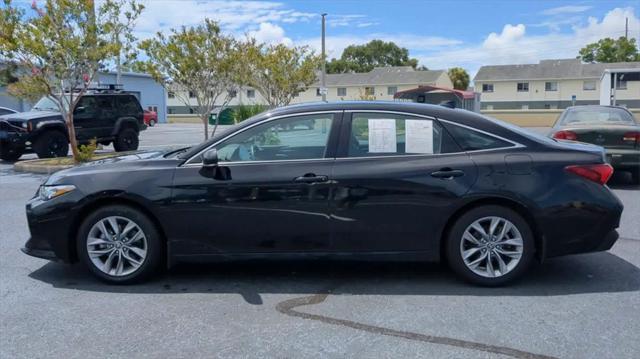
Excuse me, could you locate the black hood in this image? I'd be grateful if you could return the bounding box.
[1,110,62,122]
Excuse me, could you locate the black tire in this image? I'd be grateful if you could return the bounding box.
[113,128,139,152]
[34,130,69,158]
[631,169,640,185]
[445,205,535,286]
[0,146,22,162]
[77,205,163,284]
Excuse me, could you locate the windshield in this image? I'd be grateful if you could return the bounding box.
[32,96,67,112]
[560,107,636,126]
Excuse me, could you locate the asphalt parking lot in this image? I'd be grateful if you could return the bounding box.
[1,123,639,358]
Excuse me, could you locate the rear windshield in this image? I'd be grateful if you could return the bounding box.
[560,107,636,125]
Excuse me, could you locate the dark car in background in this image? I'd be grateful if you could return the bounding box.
[550,106,640,183]
[0,88,146,161]
[22,102,623,286]
[0,106,17,116]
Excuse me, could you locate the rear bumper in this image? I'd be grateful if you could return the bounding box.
[605,148,640,169]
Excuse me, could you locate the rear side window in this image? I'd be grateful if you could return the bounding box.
[116,95,141,115]
[445,124,513,151]
[347,113,460,157]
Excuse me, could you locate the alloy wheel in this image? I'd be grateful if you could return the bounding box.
[86,216,148,277]
[459,216,524,278]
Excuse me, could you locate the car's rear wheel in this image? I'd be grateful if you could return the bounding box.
[149,119,156,127]
[446,205,534,286]
[34,130,69,158]
[113,128,139,152]
[77,205,162,284]
[0,146,22,161]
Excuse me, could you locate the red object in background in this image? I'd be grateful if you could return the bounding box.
[553,130,578,141]
[143,110,158,126]
[565,163,614,185]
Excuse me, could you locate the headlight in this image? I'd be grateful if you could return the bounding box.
[38,185,76,201]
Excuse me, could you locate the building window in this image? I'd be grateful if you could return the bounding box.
[168,108,174,114]
[521,104,529,110]
[189,108,194,114]
[482,84,494,93]
[188,91,196,98]
[316,88,322,96]
[517,82,529,92]
[583,81,596,91]
[387,86,398,95]
[168,91,175,98]
[545,82,558,91]
[364,86,375,96]
[228,90,237,98]
[544,104,558,110]
[247,89,255,98]
[337,87,346,96]
[616,79,627,90]
[485,104,494,110]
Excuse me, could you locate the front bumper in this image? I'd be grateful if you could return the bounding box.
[0,130,30,150]
[23,191,83,263]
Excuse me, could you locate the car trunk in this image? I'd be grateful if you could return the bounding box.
[561,125,639,150]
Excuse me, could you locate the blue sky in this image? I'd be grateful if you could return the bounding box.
[18,1,640,77]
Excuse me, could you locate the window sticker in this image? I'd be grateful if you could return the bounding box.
[368,119,397,153]
[405,119,433,154]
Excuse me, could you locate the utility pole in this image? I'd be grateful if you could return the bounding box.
[321,13,327,102]
[625,17,628,39]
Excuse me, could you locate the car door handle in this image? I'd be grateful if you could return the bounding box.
[430,169,464,179]
[293,174,329,183]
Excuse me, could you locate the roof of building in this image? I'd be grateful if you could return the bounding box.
[314,66,446,86]
[394,85,476,99]
[474,59,640,81]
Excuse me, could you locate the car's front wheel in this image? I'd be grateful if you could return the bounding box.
[77,205,162,284]
[0,146,22,162]
[34,130,69,158]
[446,205,534,286]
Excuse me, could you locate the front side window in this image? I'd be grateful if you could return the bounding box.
[215,114,334,162]
[545,82,558,91]
[517,82,529,92]
[74,96,96,115]
[482,83,494,93]
[347,113,459,157]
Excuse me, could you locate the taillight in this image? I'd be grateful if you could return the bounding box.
[622,131,640,145]
[553,130,577,141]
[565,163,613,185]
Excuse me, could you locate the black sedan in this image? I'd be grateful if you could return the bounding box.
[23,102,623,286]
[550,105,640,183]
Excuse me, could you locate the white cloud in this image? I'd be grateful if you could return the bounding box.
[416,7,639,79]
[248,22,292,46]
[542,5,592,16]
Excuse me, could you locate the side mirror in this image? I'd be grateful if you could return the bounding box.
[202,148,218,168]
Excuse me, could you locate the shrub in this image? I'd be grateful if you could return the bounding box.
[233,104,268,124]
[76,138,97,163]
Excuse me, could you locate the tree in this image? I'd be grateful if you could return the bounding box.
[99,0,144,83]
[138,20,241,140]
[447,67,470,90]
[578,37,640,63]
[326,40,419,74]
[1,0,132,162]
[246,43,319,108]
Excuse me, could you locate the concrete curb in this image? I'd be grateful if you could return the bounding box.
[13,159,74,174]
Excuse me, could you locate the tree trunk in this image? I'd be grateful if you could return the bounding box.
[64,111,81,162]
[202,115,209,140]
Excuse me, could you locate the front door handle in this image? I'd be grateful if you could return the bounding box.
[430,169,464,179]
[293,173,329,183]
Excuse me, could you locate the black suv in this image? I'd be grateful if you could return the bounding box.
[0,88,146,161]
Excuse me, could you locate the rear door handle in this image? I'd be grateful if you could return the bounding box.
[293,174,329,183]
[430,169,464,179]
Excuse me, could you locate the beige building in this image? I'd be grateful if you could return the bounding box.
[292,66,453,103]
[166,66,453,120]
[474,59,640,126]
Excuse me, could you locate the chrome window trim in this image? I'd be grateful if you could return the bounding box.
[182,110,341,166]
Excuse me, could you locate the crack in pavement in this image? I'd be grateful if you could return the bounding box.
[275,287,557,359]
